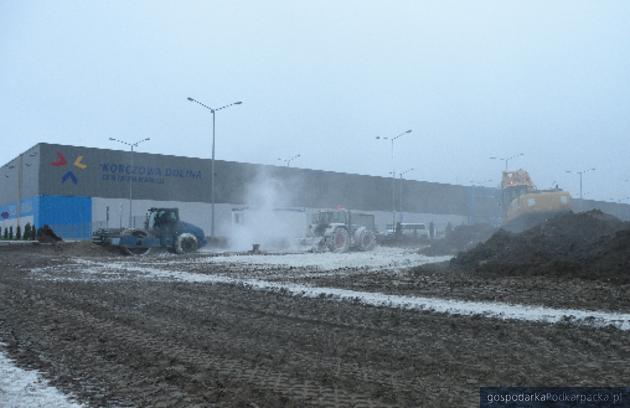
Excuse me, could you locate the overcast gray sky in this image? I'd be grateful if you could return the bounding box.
[1,1,629,202]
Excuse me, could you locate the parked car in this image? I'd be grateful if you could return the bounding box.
[378,222,430,245]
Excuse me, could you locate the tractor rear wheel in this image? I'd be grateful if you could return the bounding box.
[330,227,350,253]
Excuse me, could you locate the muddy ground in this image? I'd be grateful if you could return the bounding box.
[0,243,629,407]
[291,262,630,313]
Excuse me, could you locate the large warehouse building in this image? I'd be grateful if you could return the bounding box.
[1,143,628,241]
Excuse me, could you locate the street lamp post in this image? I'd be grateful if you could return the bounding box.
[376,129,412,230]
[109,137,151,228]
[187,97,242,240]
[277,153,301,167]
[398,168,414,222]
[489,153,524,171]
[565,168,596,200]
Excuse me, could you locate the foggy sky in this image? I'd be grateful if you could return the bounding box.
[1,1,629,202]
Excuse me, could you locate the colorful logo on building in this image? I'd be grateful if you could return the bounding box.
[51,152,87,185]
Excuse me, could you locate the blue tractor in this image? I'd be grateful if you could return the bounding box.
[92,207,207,255]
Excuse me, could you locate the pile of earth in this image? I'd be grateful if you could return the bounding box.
[452,210,630,283]
[419,223,497,256]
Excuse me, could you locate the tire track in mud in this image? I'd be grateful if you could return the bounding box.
[62,281,448,405]
[3,259,630,407]
[50,260,630,331]
[0,278,419,406]
[296,266,630,313]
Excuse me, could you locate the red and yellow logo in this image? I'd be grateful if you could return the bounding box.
[51,152,87,184]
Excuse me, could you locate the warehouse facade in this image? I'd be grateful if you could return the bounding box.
[1,143,626,240]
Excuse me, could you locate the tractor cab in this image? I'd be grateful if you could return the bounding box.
[313,209,349,226]
[145,208,180,246]
[311,209,349,236]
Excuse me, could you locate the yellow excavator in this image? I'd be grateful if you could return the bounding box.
[501,169,572,232]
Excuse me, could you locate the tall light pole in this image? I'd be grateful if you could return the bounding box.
[490,153,524,171]
[187,97,242,240]
[376,129,412,230]
[277,153,301,167]
[565,168,596,200]
[398,168,414,223]
[109,137,151,228]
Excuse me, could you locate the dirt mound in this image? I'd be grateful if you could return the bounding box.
[452,210,630,282]
[586,228,630,278]
[37,224,63,243]
[419,223,497,256]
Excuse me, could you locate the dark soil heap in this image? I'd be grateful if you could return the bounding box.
[452,210,630,283]
[420,223,497,256]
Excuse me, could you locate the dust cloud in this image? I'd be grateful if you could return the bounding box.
[227,171,309,251]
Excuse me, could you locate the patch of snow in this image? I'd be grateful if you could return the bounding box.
[34,261,630,331]
[0,346,83,407]
[191,246,449,271]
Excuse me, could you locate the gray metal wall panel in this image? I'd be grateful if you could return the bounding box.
[35,143,503,217]
[3,143,625,224]
[574,198,630,221]
[38,143,211,201]
[0,145,40,203]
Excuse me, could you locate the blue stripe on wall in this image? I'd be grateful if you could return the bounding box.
[0,197,36,220]
[37,195,92,239]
